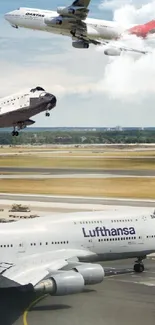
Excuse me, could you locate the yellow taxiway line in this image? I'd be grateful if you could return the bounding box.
[23,294,47,325]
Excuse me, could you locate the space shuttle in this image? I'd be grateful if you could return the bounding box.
[0,86,57,136]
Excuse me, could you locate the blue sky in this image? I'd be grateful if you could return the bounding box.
[0,0,155,127]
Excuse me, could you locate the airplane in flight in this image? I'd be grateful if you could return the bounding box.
[0,86,56,136]
[0,210,155,295]
[4,0,154,56]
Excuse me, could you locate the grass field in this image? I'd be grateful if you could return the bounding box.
[0,155,155,169]
[2,149,155,156]
[1,177,155,199]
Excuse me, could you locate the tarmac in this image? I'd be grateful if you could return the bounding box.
[1,258,155,325]
[1,167,155,176]
[1,161,155,324]
[1,193,155,207]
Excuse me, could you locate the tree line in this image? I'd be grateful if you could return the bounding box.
[1,129,155,145]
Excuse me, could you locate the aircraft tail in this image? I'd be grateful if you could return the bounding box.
[72,0,91,7]
[128,20,155,38]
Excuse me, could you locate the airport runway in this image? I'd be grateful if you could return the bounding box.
[1,167,155,176]
[1,193,155,207]
[1,174,155,179]
[2,258,155,325]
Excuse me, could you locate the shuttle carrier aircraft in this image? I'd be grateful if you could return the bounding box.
[0,210,155,296]
[0,86,56,136]
[4,0,153,56]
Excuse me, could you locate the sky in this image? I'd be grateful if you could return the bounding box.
[1,0,155,127]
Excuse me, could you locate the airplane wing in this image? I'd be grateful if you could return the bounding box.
[0,249,97,290]
[56,0,91,21]
[85,38,150,55]
[99,39,150,55]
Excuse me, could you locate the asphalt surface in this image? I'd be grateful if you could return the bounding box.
[2,258,155,325]
[1,194,155,207]
[1,167,155,176]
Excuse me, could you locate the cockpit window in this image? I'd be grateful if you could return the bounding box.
[30,86,45,93]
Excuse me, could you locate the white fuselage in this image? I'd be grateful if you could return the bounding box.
[5,7,126,41]
[1,210,155,267]
[0,87,56,128]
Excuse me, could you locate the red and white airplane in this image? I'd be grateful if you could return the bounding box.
[4,0,155,56]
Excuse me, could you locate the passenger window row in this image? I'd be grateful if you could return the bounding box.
[74,218,138,225]
[98,236,137,242]
[30,241,69,246]
[0,241,69,248]
[0,244,13,248]
[111,219,138,223]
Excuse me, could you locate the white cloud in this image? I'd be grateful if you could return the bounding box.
[2,0,155,126]
[113,1,155,25]
[95,0,155,102]
[99,0,132,11]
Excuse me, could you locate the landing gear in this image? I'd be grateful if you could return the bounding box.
[133,257,145,273]
[70,30,76,37]
[45,112,50,117]
[12,130,19,137]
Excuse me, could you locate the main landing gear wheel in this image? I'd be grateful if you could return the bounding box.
[45,112,50,117]
[12,131,19,136]
[134,263,144,273]
[133,257,145,273]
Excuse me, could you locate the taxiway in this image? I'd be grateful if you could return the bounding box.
[0,167,155,176]
[1,193,155,207]
[1,259,155,325]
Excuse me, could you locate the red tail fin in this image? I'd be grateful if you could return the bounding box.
[128,20,155,38]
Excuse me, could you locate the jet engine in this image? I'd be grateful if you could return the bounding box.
[45,16,75,26]
[72,40,89,49]
[44,16,63,26]
[34,270,84,296]
[72,263,105,285]
[57,6,85,16]
[104,47,121,56]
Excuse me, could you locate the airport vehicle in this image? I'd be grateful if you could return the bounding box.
[4,0,153,56]
[0,210,155,295]
[0,86,56,136]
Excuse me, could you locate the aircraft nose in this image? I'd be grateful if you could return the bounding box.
[4,12,10,21]
[4,11,13,21]
[4,10,18,23]
[44,93,57,105]
[40,92,57,110]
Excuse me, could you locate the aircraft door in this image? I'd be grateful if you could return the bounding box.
[81,237,94,250]
[17,241,27,257]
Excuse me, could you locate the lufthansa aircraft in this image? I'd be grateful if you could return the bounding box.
[4,0,153,56]
[0,210,155,296]
[0,86,56,136]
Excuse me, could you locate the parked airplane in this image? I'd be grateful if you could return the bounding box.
[0,86,56,136]
[0,210,155,295]
[4,0,153,56]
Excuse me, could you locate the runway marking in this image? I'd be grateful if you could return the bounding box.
[23,294,47,325]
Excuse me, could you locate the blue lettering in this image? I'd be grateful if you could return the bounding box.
[95,227,101,237]
[111,228,117,236]
[82,226,136,238]
[123,227,129,235]
[82,228,89,238]
[89,229,96,237]
[129,227,136,235]
[103,226,111,236]
[117,228,123,236]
